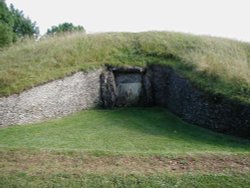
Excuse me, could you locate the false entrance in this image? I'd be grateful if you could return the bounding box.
[115,73,142,106]
[101,66,152,108]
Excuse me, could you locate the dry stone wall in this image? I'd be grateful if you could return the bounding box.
[0,64,249,138]
[149,65,250,138]
[0,69,102,126]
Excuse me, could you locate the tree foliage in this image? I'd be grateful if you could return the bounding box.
[9,4,39,39]
[0,22,13,47]
[46,22,85,35]
[0,0,39,47]
[0,0,13,26]
[0,0,13,46]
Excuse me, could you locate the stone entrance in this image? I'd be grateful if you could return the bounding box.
[101,66,152,108]
[115,73,142,106]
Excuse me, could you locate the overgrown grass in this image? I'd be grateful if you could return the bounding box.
[0,32,249,103]
[0,108,249,154]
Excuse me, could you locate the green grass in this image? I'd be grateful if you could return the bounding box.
[0,108,249,154]
[1,173,249,188]
[0,108,250,187]
[0,32,250,103]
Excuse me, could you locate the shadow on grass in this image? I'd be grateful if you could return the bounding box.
[99,107,250,150]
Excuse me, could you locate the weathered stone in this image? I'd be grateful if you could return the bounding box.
[115,73,142,83]
[111,66,145,73]
[141,69,153,106]
[149,65,250,138]
[0,69,102,126]
[100,71,116,108]
[115,73,142,106]
[101,67,153,108]
[116,82,142,107]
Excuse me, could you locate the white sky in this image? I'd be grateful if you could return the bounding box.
[5,0,250,42]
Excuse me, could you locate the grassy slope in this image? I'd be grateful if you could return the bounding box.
[0,32,249,103]
[0,108,249,187]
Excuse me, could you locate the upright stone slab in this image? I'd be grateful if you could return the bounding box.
[115,73,142,106]
[100,71,117,108]
[100,66,153,108]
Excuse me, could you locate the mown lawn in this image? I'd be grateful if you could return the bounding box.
[0,108,249,154]
[0,108,249,187]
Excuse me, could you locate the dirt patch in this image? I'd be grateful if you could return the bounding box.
[0,150,249,175]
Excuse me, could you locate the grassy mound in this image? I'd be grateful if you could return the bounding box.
[0,108,249,187]
[0,32,249,103]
